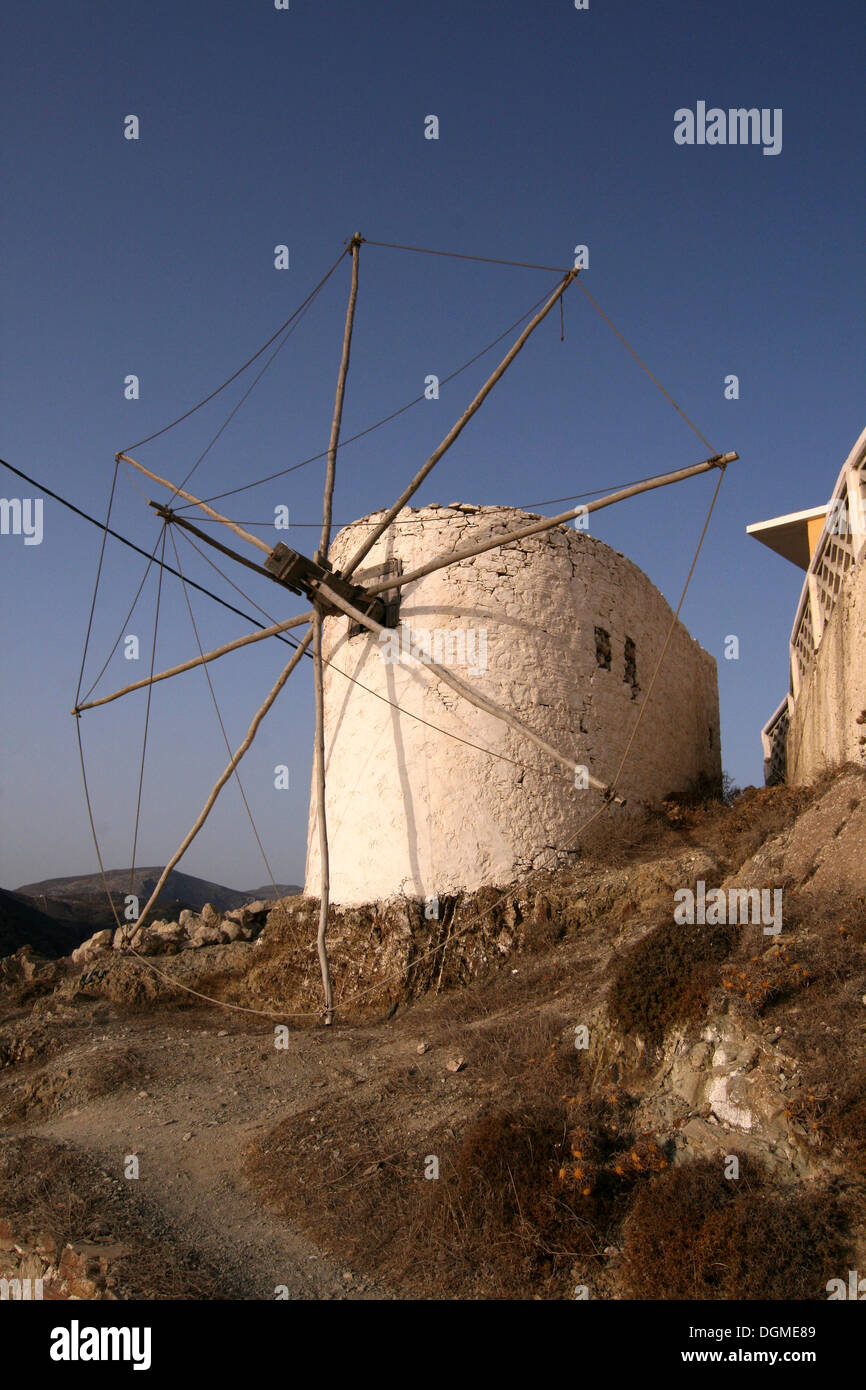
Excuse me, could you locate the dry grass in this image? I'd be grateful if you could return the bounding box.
[0,1046,152,1124]
[0,1137,225,1299]
[7,767,863,1300]
[621,1156,850,1300]
[246,1081,659,1298]
[244,780,866,1300]
[609,914,738,1048]
[753,894,866,1162]
[249,1076,855,1300]
[574,777,822,874]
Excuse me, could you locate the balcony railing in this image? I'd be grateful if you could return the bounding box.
[761,427,866,782]
[761,695,790,786]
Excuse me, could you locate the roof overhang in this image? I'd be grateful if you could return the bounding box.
[746,505,828,569]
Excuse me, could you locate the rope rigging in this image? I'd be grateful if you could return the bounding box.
[48,231,735,1023]
[177,279,562,508]
[120,246,350,454]
[128,524,168,896]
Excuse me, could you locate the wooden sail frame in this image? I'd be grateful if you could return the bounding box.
[76,236,736,1020]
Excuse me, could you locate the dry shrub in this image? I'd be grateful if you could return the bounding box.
[789,1056,866,1164]
[621,1156,849,1300]
[662,770,726,809]
[658,780,823,872]
[580,775,833,876]
[78,1046,151,1099]
[247,1087,660,1298]
[728,894,866,1163]
[429,1007,573,1093]
[424,1091,659,1296]
[572,804,671,867]
[247,1096,427,1278]
[721,942,814,1013]
[609,916,738,1047]
[545,772,811,874]
[819,1059,866,1159]
[429,1102,574,1293]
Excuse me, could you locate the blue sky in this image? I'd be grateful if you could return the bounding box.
[1,0,863,890]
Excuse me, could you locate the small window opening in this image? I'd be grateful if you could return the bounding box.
[594,626,611,670]
[624,636,639,692]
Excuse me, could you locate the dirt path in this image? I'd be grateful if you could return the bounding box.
[6,875,638,1299]
[20,1010,396,1299]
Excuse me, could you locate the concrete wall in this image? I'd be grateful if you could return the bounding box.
[787,557,866,784]
[305,505,721,904]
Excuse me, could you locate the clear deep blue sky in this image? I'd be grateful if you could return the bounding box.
[1,0,863,891]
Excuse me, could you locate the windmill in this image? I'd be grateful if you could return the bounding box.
[73,234,735,1024]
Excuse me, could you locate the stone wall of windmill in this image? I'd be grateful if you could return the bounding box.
[305,504,721,905]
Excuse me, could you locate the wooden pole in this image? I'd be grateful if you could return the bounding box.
[364,453,737,595]
[73,611,313,713]
[343,270,579,578]
[130,629,312,933]
[317,234,361,562]
[311,235,361,1025]
[312,610,334,1024]
[315,581,619,801]
[117,453,270,555]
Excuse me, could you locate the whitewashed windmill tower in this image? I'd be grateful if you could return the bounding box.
[305,504,721,906]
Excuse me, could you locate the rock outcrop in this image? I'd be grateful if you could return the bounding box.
[71,899,272,963]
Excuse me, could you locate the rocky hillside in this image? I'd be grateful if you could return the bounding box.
[1,767,864,1300]
[242,883,302,902]
[0,889,85,959]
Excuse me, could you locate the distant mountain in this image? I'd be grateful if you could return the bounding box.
[243,883,302,900]
[7,869,303,955]
[0,887,89,959]
[13,867,283,937]
[17,867,247,912]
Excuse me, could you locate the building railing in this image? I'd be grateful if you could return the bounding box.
[760,695,791,786]
[761,427,866,781]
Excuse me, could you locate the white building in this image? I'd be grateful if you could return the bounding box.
[749,425,866,785]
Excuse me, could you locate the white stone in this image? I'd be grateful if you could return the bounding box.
[150,920,185,941]
[188,923,225,947]
[71,928,113,964]
[706,1075,754,1131]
